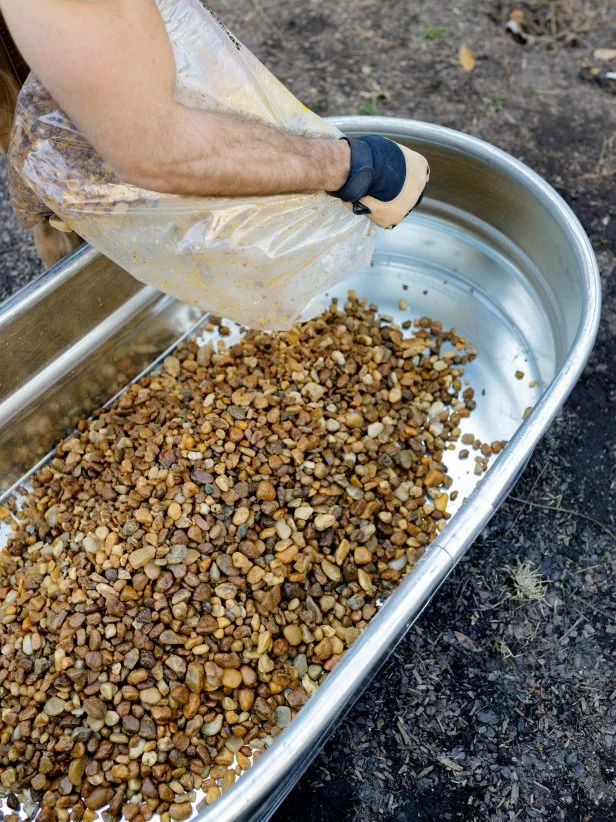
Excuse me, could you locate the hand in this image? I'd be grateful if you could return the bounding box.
[330,135,429,229]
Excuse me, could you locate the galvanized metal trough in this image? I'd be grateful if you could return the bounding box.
[0,118,601,821]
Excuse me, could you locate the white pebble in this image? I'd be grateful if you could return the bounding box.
[275,520,292,540]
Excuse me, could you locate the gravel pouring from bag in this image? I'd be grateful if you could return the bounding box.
[0,294,480,821]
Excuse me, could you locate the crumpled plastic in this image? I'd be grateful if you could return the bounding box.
[8,0,374,330]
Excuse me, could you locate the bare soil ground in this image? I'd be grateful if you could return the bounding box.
[1,1,615,819]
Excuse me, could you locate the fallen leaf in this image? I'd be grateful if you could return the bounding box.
[594,48,616,61]
[458,43,476,72]
[438,755,464,772]
[454,630,481,652]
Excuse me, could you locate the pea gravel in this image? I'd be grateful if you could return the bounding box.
[0,296,480,820]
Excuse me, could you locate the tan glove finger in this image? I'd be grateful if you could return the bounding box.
[361,145,430,230]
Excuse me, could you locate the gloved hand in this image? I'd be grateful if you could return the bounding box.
[331,136,429,229]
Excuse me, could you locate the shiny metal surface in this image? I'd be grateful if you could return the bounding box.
[0,118,600,820]
[0,246,205,494]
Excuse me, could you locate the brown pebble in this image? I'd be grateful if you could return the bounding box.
[128,545,156,569]
[85,651,103,671]
[256,481,276,501]
[159,630,185,644]
[222,669,243,689]
[140,687,163,705]
[238,688,255,712]
[141,778,158,799]
[84,787,113,810]
[354,547,372,565]
[287,687,309,709]
[345,411,363,428]
[68,757,86,787]
[314,637,333,660]
[169,804,192,821]
[185,662,205,694]
[424,470,444,487]
[214,652,241,669]
[283,624,303,646]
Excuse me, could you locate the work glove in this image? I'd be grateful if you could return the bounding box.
[331,136,429,229]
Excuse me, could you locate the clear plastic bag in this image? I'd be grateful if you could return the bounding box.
[8,0,374,330]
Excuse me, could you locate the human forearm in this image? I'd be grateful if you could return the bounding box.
[1,0,349,199]
[1,0,427,224]
[119,106,351,197]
